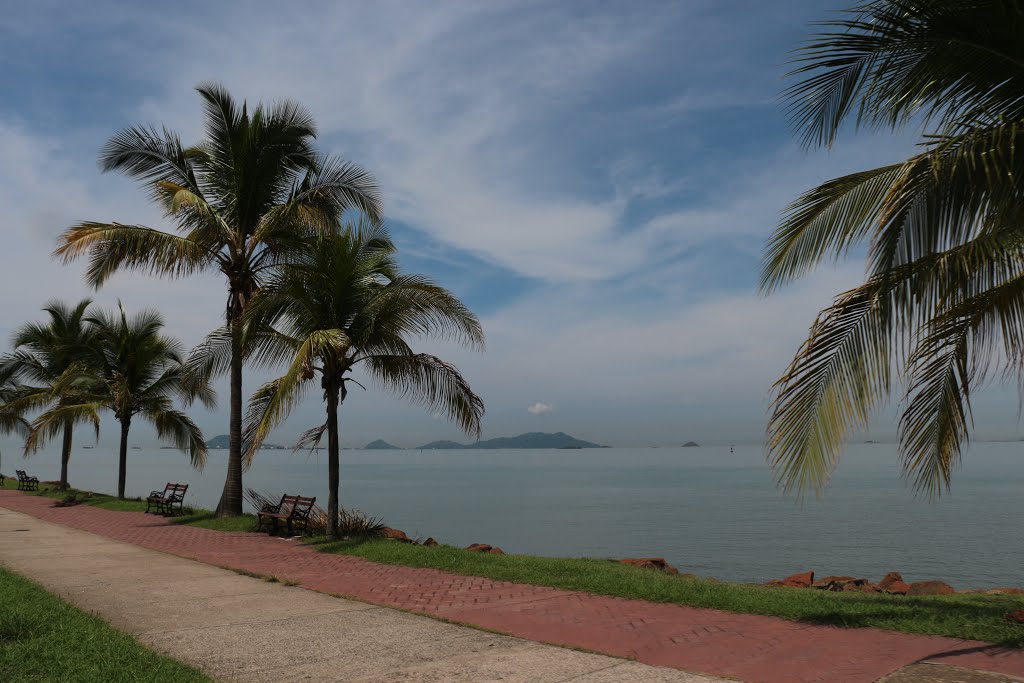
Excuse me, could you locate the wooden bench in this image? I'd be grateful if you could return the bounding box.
[15,470,39,491]
[257,494,316,536]
[146,483,188,516]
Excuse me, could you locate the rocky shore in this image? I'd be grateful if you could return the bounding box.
[376,528,1022,614]
[768,570,1024,597]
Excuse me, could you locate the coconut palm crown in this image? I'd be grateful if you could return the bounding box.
[0,299,99,490]
[54,83,382,515]
[762,0,1024,496]
[241,221,484,536]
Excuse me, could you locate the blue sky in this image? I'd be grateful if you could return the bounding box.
[3,1,1020,450]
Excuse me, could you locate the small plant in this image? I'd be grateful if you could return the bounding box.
[244,488,387,536]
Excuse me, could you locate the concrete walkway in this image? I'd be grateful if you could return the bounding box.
[0,506,721,683]
[2,490,1023,682]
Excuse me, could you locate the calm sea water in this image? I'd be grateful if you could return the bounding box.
[8,443,1023,588]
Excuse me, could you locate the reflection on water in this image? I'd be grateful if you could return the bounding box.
[16,442,1024,587]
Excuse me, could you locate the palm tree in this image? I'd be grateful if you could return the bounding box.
[762,0,1024,496]
[0,380,30,479]
[54,83,382,515]
[0,300,98,490]
[29,305,213,498]
[241,221,484,536]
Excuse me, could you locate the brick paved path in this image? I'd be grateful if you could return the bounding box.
[2,489,1022,683]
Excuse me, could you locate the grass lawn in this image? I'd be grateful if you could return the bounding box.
[313,536,1024,646]
[4,477,1023,645]
[0,478,259,532]
[0,566,211,683]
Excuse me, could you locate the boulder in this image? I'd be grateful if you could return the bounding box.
[380,527,413,543]
[621,558,680,575]
[986,588,1024,595]
[907,580,955,596]
[884,580,910,595]
[879,572,904,590]
[466,543,493,552]
[780,571,814,588]
[423,537,439,547]
[488,547,505,555]
[1006,610,1024,624]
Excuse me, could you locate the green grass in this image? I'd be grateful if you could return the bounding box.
[313,536,1024,646]
[0,566,211,683]
[0,478,259,532]
[169,511,260,532]
[6,476,1024,645]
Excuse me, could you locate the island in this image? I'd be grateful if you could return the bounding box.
[205,434,285,450]
[416,431,603,450]
[682,441,700,447]
[364,439,401,450]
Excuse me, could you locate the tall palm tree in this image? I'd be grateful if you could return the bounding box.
[54,84,382,515]
[30,305,213,498]
[0,300,98,490]
[241,221,484,536]
[762,0,1024,496]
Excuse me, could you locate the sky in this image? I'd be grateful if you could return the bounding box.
[2,0,1022,451]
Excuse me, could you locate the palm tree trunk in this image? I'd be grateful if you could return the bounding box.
[216,317,244,517]
[326,385,341,538]
[59,422,72,491]
[117,417,130,499]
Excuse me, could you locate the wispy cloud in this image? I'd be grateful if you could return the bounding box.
[7,0,1016,452]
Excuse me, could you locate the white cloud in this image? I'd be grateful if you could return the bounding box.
[527,402,553,416]
[112,2,737,283]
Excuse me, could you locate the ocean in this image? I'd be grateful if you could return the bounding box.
[9,442,1022,588]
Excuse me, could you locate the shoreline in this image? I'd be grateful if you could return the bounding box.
[2,480,1023,647]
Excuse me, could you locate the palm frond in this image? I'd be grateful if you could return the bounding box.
[54,223,214,287]
[241,330,345,462]
[767,279,892,495]
[25,402,102,455]
[363,353,484,438]
[294,422,328,453]
[100,125,203,197]
[146,407,208,469]
[786,0,1024,148]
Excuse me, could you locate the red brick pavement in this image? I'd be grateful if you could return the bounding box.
[2,489,1022,683]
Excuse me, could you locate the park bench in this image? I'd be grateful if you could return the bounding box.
[257,494,316,536]
[15,470,39,491]
[146,483,188,516]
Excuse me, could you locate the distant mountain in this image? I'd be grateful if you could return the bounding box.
[682,441,700,447]
[364,439,401,450]
[205,434,284,450]
[416,432,602,450]
[417,439,468,450]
